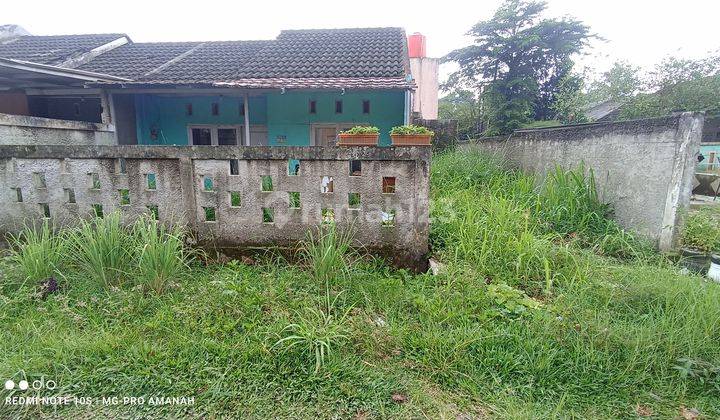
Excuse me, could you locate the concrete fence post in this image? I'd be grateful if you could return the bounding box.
[177,156,198,230]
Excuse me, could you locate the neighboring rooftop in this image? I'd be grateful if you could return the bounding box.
[0,24,31,40]
[0,33,127,66]
[0,26,411,88]
[584,100,623,122]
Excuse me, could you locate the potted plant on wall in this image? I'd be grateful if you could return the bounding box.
[337,126,380,146]
[390,125,434,146]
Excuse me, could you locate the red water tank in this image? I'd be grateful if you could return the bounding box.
[408,32,426,58]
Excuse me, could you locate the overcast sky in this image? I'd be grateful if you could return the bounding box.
[4,0,719,81]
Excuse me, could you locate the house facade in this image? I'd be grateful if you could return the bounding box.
[0,27,422,147]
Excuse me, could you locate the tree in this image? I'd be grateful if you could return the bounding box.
[646,53,720,91]
[619,53,720,119]
[438,89,482,140]
[552,73,589,124]
[444,0,593,135]
[585,61,642,104]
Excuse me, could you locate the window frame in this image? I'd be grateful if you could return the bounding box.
[187,125,244,146]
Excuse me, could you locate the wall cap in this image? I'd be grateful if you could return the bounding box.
[0,112,114,132]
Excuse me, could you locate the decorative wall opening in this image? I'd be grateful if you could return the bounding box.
[204,207,216,222]
[64,188,76,204]
[289,192,301,208]
[119,189,130,206]
[261,176,273,192]
[146,173,157,190]
[382,177,396,194]
[92,204,104,218]
[288,159,300,176]
[262,207,274,223]
[349,160,361,176]
[229,191,242,207]
[348,192,360,209]
[39,203,50,218]
[321,176,334,193]
[229,159,239,175]
[89,172,101,190]
[33,172,46,189]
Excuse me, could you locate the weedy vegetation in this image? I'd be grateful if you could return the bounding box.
[682,206,720,253]
[1,149,718,418]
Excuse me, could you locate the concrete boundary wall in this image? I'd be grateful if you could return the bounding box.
[0,145,430,267]
[460,113,704,250]
[0,113,115,146]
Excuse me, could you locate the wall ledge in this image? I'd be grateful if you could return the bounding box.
[0,144,431,161]
[465,113,706,144]
[0,112,114,132]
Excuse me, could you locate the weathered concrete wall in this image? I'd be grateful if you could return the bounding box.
[0,113,115,146]
[460,113,704,250]
[0,145,430,268]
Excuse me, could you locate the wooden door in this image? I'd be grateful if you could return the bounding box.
[315,126,338,146]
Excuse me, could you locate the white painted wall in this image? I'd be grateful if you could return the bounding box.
[409,57,439,120]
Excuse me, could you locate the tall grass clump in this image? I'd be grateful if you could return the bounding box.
[298,223,355,299]
[275,224,355,372]
[536,164,610,237]
[133,216,190,294]
[7,220,66,284]
[274,297,351,374]
[537,165,653,259]
[67,212,133,288]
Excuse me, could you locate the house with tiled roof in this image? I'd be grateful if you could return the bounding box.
[0,26,438,147]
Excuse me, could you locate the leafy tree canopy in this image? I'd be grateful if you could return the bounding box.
[619,53,720,119]
[444,0,593,135]
[585,61,642,105]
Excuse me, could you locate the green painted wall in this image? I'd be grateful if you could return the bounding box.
[134,94,267,145]
[134,90,406,146]
[265,90,405,146]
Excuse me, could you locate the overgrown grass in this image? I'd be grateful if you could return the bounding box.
[6,212,191,294]
[1,149,719,418]
[682,206,720,253]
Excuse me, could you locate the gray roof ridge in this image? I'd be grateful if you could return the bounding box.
[11,32,127,38]
[280,27,403,32]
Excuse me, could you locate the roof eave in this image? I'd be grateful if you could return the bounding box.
[89,78,415,91]
[0,57,132,82]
